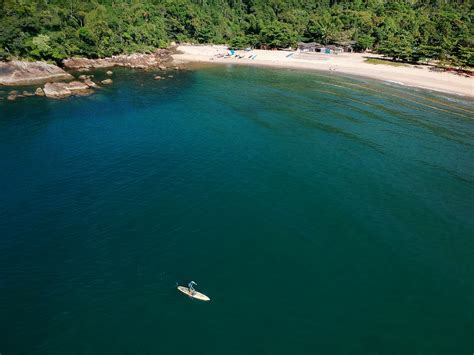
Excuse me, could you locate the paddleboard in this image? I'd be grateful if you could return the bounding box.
[177,286,210,301]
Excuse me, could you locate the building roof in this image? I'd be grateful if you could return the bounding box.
[298,42,323,49]
[326,45,343,50]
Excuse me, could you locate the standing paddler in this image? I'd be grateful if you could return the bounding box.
[188,281,197,295]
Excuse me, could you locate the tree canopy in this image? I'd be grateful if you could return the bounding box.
[0,0,472,66]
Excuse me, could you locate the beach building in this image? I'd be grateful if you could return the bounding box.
[335,41,355,53]
[297,42,344,54]
[325,45,343,54]
[297,42,324,52]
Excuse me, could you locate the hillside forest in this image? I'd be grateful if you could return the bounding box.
[0,0,472,66]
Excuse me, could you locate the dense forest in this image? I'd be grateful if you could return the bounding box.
[0,0,472,66]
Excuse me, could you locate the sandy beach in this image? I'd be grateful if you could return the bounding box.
[173,45,473,98]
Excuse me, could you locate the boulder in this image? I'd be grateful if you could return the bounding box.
[23,90,34,97]
[43,81,92,99]
[101,79,113,85]
[0,61,73,86]
[168,75,174,78]
[106,70,113,75]
[154,75,162,80]
[7,94,16,101]
[43,83,72,99]
[84,78,98,88]
[35,87,45,96]
[78,74,88,80]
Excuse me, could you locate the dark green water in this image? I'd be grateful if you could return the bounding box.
[1,66,473,355]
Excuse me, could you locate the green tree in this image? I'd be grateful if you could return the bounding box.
[355,34,375,51]
[260,21,297,49]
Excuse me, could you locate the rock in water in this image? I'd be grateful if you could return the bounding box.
[101,79,113,85]
[35,87,45,96]
[154,75,162,80]
[106,70,113,75]
[0,61,73,86]
[7,94,17,101]
[22,91,34,97]
[43,81,92,99]
[43,83,72,99]
[84,79,98,88]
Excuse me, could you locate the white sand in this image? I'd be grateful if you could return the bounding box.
[173,45,473,98]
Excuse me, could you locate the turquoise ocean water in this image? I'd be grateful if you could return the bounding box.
[0,66,473,354]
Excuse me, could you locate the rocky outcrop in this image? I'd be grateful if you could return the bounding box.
[43,81,92,99]
[1,49,176,100]
[0,61,73,86]
[63,50,173,70]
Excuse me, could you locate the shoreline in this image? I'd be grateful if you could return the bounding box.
[173,45,473,98]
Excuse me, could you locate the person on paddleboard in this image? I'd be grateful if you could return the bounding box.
[188,281,197,295]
